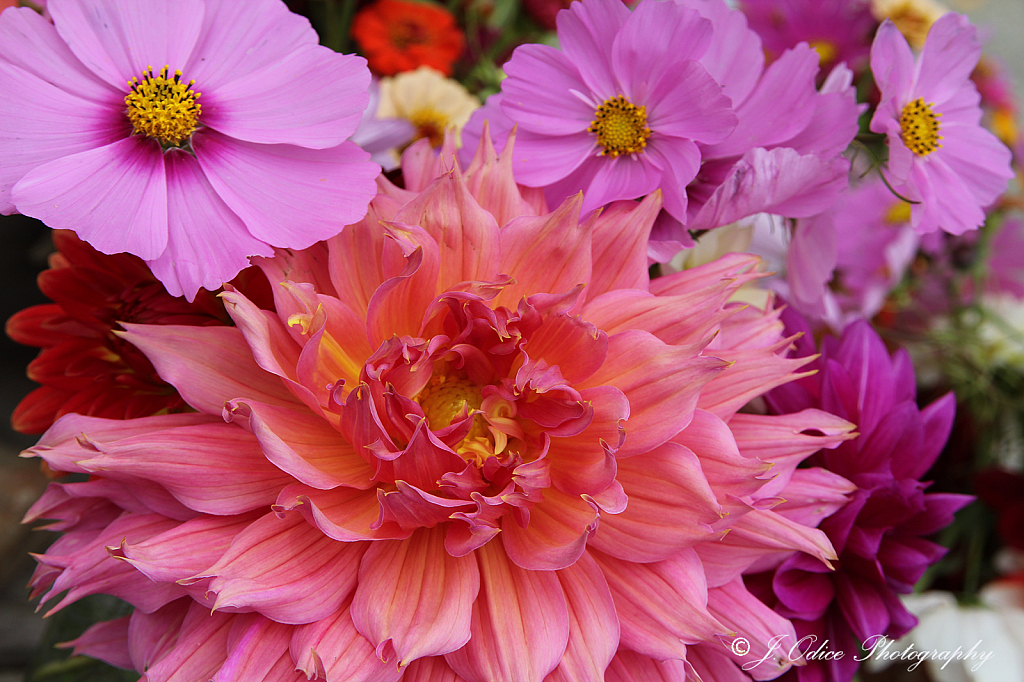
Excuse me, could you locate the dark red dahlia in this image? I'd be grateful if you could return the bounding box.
[6,231,270,434]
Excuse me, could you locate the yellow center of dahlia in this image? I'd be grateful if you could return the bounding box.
[588,95,651,157]
[125,65,202,147]
[417,375,483,430]
[899,97,942,156]
[808,40,838,65]
[408,108,450,148]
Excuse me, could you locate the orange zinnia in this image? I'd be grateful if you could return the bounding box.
[351,0,465,76]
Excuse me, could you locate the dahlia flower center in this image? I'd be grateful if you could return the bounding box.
[418,373,484,426]
[808,40,838,65]
[125,65,202,147]
[588,95,651,157]
[409,108,449,147]
[899,97,942,156]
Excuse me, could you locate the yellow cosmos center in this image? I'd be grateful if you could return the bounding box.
[899,97,942,156]
[884,201,912,224]
[808,40,838,65]
[125,65,202,147]
[408,108,450,148]
[588,95,651,157]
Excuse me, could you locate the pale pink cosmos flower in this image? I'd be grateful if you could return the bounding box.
[0,0,379,300]
[869,12,1014,235]
[24,132,854,681]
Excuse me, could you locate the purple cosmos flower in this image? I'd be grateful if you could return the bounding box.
[491,0,738,222]
[740,0,875,74]
[870,12,1014,236]
[763,316,972,682]
[0,0,379,300]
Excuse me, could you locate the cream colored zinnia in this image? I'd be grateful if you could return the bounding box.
[871,0,949,49]
[378,66,480,148]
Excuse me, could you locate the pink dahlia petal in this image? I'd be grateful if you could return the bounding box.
[588,193,661,299]
[290,604,404,682]
[394,171,502,292]
[686,644,748,682]
[589,442,721,562]
[201,510,367,624]
[128,600,191,675]
[593,548,725,660]
[582,330,726,457]
[274,484,409,542]
[707,578,801,680]
[201,45,368,149]
[605,650,689,682]
[119,324,299,415]
[494,194,592,308]
[141,603,234,682]
[501,488,598,570]
[193,129,378,249]
[500,44,595,134]
[445,542,569,682]
[555,0,630,98]
[184,0,316,90]
[13,136,168,260]
[228,399,373,490]
[0,60,124,213]
[118,513,259,584]
[404,657,469,682]
[548,553,619,682]
[772,468,857,527]
[75,422,294,515]
[214,616,301,682]
[61,617,133,670]
[351,527,479,665]
[151,149,275,300]
[0,8,118,104]
[49,0,204,88]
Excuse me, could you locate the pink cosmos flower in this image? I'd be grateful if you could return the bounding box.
[489,0,739,223]
[24,132,853,681]
[869,12,1014,235]
[740,0,875,74]
[466,0,861,256]
[0,0,379,300]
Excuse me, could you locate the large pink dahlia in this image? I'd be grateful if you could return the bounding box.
[25,135,854,682]
[0,0,379,300]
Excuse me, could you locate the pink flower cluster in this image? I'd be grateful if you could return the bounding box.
[5,0,1008,679]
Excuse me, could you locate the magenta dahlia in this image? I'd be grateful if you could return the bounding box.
[0,0,379,300]
[25,133,855,681]
[869,12,1014,235]
[762,316,972,682]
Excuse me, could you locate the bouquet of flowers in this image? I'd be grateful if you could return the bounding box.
[2,0,1022,680]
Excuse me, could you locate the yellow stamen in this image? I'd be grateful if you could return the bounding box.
[899,97,942,156]
[884,201,912,224]
[125,65,201,147]
[408,108,450,148]
[588,95,651,158]
[808,40,838,65]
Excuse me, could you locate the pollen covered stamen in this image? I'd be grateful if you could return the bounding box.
[418,375,483,431]
[125,65,201,147]
[899,97,942,156]
[588,95,651,157]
